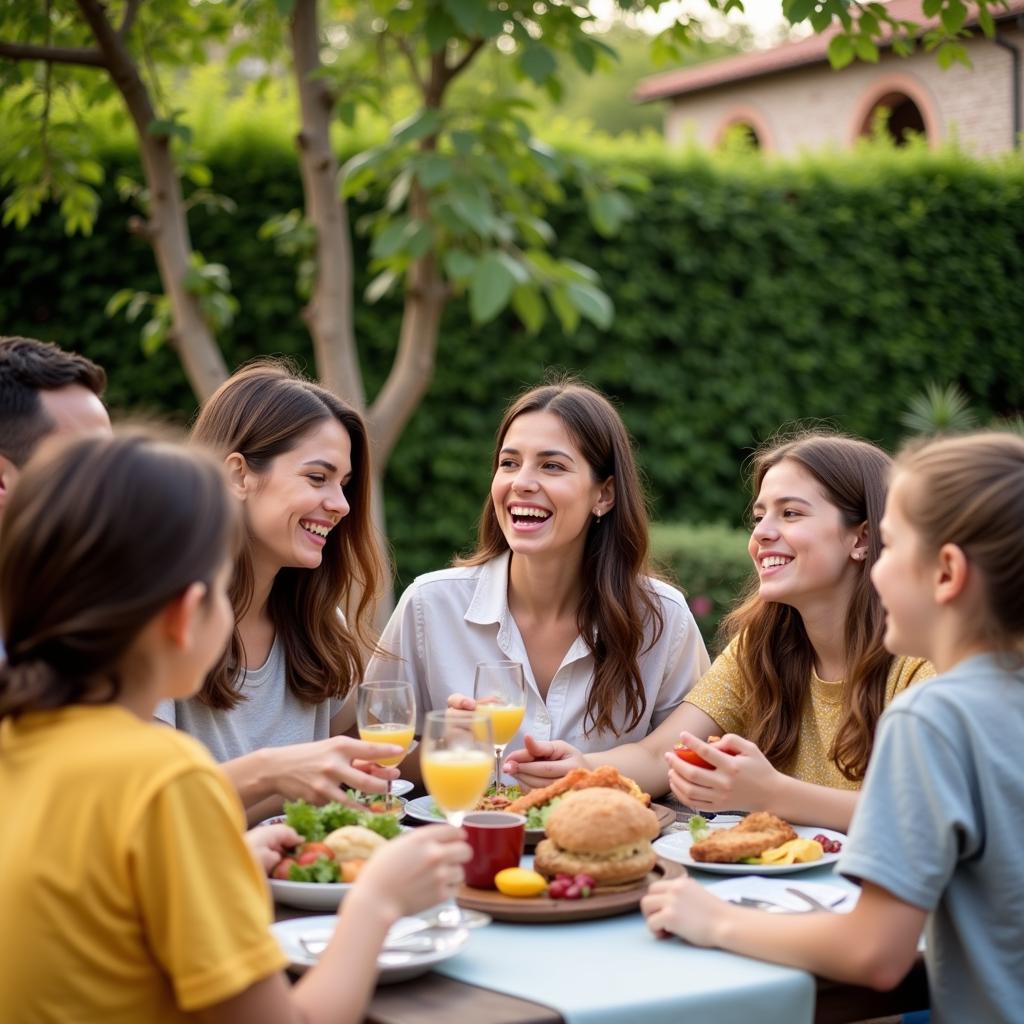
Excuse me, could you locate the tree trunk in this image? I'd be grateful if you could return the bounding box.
[290,0,365,412]
[76,0,228,400]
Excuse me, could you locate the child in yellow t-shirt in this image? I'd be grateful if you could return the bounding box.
[0,430,469,1024]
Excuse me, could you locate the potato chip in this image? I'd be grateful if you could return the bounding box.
[756,838,824,865]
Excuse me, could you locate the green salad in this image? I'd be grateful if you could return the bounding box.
[283,798,402,842]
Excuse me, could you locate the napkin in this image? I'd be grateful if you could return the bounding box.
[704,876,858,913]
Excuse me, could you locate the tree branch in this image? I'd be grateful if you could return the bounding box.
[119,0,142,38]
[448,37,485,80]
[393,35,426,95]
[0,40,106,67]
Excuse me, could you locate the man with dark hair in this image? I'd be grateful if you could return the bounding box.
[0,336,111,520]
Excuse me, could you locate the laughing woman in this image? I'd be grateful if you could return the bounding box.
[156,362,399,820]
[366,378,709,762]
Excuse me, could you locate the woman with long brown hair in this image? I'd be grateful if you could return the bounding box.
[507,432,933,831]
[367,378,709,760]
[0,429,469,1024]
[156,361,400,819]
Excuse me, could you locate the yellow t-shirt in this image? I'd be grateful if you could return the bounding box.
[684,639,935,789]
[0,704,286,1023]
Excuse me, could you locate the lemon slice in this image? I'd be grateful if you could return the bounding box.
[494,867,548,897]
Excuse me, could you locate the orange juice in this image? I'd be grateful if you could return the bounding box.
[359,723,415,766]
[422,749,492,813]
[480,703,525,746]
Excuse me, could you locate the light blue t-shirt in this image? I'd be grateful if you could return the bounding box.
[839,653,1024,1024]
[154,637,343,763]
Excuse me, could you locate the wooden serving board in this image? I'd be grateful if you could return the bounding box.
[456,857,683,923]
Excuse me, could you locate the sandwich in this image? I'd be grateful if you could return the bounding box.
[533,788,661,886]
[689,812,797,863]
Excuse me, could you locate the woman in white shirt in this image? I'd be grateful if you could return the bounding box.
[367,378,709,762]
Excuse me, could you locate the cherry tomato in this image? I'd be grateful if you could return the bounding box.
[296,842,335,865]
[673,745,715,770]
[271,857,297,880]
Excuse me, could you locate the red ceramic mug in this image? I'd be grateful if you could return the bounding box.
[462,811,526,889]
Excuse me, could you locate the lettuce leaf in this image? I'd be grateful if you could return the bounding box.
[689,814,710,843]
[287,856,341,883]
[525,795,564,830]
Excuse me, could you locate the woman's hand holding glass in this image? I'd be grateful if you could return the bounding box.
[472,661,526,795]
[356,680,416,811]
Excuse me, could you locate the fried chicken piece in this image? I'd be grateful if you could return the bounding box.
[506,765,651,814]
[689,812,798,863]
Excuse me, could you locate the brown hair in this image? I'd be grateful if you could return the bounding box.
[0,429,239,719]
[724,432,893,782]
[894,432,1024,658]
[0,336,107,466]
[192,360,382,709]
[458,378,663,737]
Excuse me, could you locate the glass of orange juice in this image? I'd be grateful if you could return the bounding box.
[357,680,416,812]
[421,709,494,928]
[473,661,526,796]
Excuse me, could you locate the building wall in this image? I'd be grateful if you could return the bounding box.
[663,26,1023,155]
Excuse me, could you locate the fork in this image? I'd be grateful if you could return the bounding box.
[784,887,848,912]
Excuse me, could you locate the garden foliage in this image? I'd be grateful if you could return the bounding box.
[3,136,1022,598]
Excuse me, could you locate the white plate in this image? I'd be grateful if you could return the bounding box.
[390,779,414,798]
[653,823,846,875]
[268,877,353,911]
[404,795,545,838]
[272,914,469,984]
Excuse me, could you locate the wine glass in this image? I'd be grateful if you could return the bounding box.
[356,680,416,812]
[473,661,526,796]
[421,709,494,928]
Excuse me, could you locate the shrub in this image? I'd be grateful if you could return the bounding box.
[649,522,752,651]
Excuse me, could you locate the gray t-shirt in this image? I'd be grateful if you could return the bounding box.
[154,637,344,762]
[839,653,1024,1024]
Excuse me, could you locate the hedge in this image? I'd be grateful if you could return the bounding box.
[3,139,1023,591]
[649,522,752,651]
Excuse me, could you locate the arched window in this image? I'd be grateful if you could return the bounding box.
[859,91,929,145]
[714,109,772,151]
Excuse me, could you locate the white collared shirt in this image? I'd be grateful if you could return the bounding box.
[365,552,710,753]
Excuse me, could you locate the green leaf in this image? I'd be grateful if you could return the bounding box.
[443,249,477,281]
[392,109,443,145]
[414,153,453,189]
[470,252,516,324]
[511,285,546,334]
[570,39,597,74]
[365,268,398,304]
[371,219,411,259]
[940,0,967,34]
[589,192,633,238]
[922,0,943,15]
[444,0,481,35]
[810,7,833,31]
[827,34,855,69]
[548,286,580,335]
[105,289,135,317]
[425,9,456,53]
[566,282,614,330]
[854,36,880,62]
[784,0,815,23]
[185,163,212,187]
[978,5,995,36]
[140,318,166,356]
[449,194,494,236]
[519,44,557,85]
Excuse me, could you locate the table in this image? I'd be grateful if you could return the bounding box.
[277,859,929,1024]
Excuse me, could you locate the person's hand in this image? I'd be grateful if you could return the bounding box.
[502,735,589,790]
[665,732,780,813]
[641,873,728,946]
[267,736,402,805]
[446,693,477,711]
[244,823,302,873]
[351,825,472,920]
